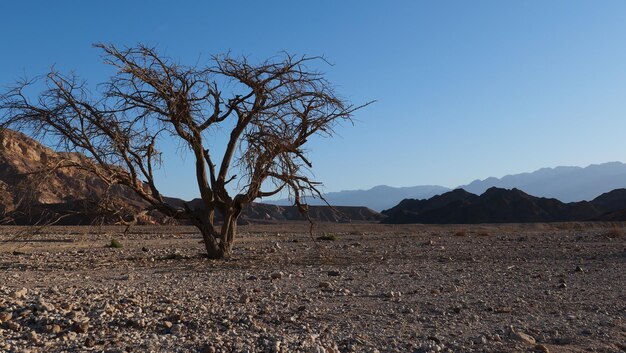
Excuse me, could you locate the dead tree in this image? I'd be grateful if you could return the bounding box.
[0,44,368,259]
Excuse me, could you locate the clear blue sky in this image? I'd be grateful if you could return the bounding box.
[2,1,626,200]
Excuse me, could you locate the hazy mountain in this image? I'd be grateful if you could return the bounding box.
[266,185,451,211]
[460,162,626,202]
[382,187,626,224]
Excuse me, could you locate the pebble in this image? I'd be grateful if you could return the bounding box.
[0,311,12,322]
[270,272,283,280]
[11,288,28,299]
[511,331,536,345]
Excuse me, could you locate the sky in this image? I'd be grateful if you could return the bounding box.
[1,1,626,200]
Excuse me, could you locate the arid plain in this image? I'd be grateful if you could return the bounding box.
[0,222,624,353]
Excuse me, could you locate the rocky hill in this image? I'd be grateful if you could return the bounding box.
[382,187,626,224]
[0,129,382,225]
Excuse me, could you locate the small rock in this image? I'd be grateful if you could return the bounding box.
[327,270,340,277]
[270,272,283,280]
[318,281,331,288]
[163,321,173,329]
[27,330,39,344]
[239,294,250,304]
[473,335,487,344]
[0,312,12,322]
[6,321,20,331]
[511,331,536,345]
[575,266,584,273]
[310,345,326,353]
[11,288,27,299]
[171,323,186,334]
[535,344,550,353]
[46,324,62,334]
[74,322,89,334]
[84,336,96,347]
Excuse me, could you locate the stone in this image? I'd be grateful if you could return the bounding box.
[74,322,89,334]
[84,336,96,348]
[47,324,62,334]
[535,344,550,353]
[270,272,283,280]
[318,281,331,288]
[163,321,173,329]
[327,270,340,276]
[473,335,487,344]
[27,330,40,344]
[0,311,12,322]
[11,288,27,299]
[511,331,536,345]
[575,266,584,273]
[239,294,250,304]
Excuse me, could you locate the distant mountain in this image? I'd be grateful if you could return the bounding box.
[460,162,626,202]
[266,185,450,211]
[382,187,626,224]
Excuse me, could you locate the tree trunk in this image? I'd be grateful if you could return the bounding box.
[198,221,224,260]
[195,211,239,260]
[219,213,238,258]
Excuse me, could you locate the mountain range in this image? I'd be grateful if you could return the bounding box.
[268,162,626,210]
[382,187,626,224]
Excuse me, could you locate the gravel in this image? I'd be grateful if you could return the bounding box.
[0,223,624,352]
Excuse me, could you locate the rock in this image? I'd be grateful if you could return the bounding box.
[318,281,331,288]
[163,321,173,329]
[247,275,258,281]
[575,266,584,273]
[84,336,96,348]
[171,323,186,334]
[327,270,340,276]
[309,344,326,353]
[535,344,550,353]
[11,288,27,299]
[6,321,20,331]
[270,272,283,280]
[239,294,250,304]
[473,335,487,344]
[27,330,39,344]
[74,322,89,334]
[0,311,12,322]
[36,298,55,312]
[511,331,536,345]
[46,324,62,334]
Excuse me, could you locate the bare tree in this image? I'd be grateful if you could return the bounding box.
[0,44,368,259]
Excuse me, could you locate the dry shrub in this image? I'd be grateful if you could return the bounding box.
[453,231,466,237]
[605,228,623,238]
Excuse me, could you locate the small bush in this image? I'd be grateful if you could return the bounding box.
[109,238,123,248]
[453,231,466,237]
[605,228,623,238]
[317,233,338,241]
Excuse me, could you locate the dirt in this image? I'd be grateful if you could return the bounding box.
[0,222,624,352]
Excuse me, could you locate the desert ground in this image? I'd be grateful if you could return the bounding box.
[0,222,624,353]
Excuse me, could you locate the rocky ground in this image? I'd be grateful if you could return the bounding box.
[0,222,624,353]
